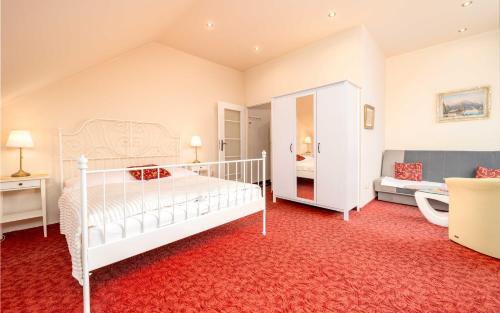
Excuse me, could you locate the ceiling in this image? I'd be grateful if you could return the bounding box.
[2,0,499,102]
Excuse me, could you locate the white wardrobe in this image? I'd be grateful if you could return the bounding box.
[271,81,360,221]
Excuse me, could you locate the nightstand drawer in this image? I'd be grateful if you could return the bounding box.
[0,179,40,191]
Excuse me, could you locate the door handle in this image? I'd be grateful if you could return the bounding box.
[220,140,227,151]
[289,143,293,153]
[317,142,321,154]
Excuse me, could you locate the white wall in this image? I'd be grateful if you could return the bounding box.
[359,27,386,205]
[244,27,363,106]
[1,42,244,232]
[386,30,500,150]
[244,26,385,207]
[247,103,271,182]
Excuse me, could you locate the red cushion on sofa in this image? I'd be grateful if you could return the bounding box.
[296,154,305,161]
[128,164,170,181]
[475,166,500,178]
[394,162,423,181]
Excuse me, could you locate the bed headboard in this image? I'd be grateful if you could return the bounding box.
[59,119,180,190]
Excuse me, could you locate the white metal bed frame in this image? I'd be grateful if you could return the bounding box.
[59,119,267,313]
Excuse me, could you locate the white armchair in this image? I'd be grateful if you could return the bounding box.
[445,178,500,259]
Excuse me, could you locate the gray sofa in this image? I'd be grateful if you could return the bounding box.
[374,150,500,208]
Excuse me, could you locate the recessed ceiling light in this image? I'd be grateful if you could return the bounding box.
[206,21,215,29]
[458,27,468,33]
[254,46,261,53]
[328,11,336,18]
[461,1,473,7]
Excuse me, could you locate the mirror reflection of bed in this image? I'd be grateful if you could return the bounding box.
[297,154,314,200]
[296,94,315,201]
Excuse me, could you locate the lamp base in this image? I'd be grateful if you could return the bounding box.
[192,160,200,163]
[11,169,31,177]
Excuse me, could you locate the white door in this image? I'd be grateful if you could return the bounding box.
[315,83,348,209]
[271,95,296,199]
[218,101,246,180]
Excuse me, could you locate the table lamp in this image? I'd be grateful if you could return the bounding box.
[6,130,34,177]
[304,136,312,153]
[190,136,202,163]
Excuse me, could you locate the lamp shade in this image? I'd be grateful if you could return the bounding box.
[6,130,34,148]
[190,136,202,147]
[304,136,312,144]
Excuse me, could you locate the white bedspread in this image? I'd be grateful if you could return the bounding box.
[381,176,446,190]
[296,156,315,172]
[59,174,262,284]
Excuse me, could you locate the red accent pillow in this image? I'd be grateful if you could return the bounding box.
[128,164,170,181]
[475,166,500,178]
[296,154,305,161]
[394,162,423,181]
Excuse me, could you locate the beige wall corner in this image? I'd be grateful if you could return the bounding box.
[1,42,245,232]
[359,26,386,207]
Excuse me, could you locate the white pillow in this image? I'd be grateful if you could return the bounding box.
[64,171,135,189]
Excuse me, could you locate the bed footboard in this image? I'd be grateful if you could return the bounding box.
[78,152,267,313]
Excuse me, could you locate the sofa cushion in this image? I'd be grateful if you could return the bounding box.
[394,162,423,181]
[475,166,500,178]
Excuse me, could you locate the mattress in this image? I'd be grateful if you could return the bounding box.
[59,172,262,284]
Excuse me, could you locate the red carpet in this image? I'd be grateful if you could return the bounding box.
[1,194,499,313]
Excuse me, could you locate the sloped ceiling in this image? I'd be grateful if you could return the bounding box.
[2,0,499,102]
[1,0,195,102]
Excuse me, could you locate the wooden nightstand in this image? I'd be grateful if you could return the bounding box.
[0,174,49,238]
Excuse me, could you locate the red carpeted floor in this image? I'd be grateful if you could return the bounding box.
[1,195,499,313]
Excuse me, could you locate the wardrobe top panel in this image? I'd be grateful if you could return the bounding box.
[271,80,360,100]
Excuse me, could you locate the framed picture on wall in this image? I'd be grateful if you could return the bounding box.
[364,104,375,129]
[437,86,490,122]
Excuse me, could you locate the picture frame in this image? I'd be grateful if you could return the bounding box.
[364,104,375,129]
[437,86,490,122]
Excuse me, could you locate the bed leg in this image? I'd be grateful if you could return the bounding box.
[272,195,276,203]
[83,272,90,313]
[343,209,349,221]
[262,151,267,236]
[79,155,91,313]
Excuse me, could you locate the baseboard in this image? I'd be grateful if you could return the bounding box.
[1,220,58,234]
[359,197,377,209]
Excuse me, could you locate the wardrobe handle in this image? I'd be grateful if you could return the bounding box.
[317,142,321,154]
[220,140,226,151]
[289,143,293,153]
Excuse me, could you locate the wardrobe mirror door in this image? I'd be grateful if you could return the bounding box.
[295,94,315,201]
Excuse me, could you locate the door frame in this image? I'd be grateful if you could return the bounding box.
[217,101,247,175]
[295,91,316,204]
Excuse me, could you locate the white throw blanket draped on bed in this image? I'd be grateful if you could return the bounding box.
[381,176,446,189]
[59,174,261,284]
